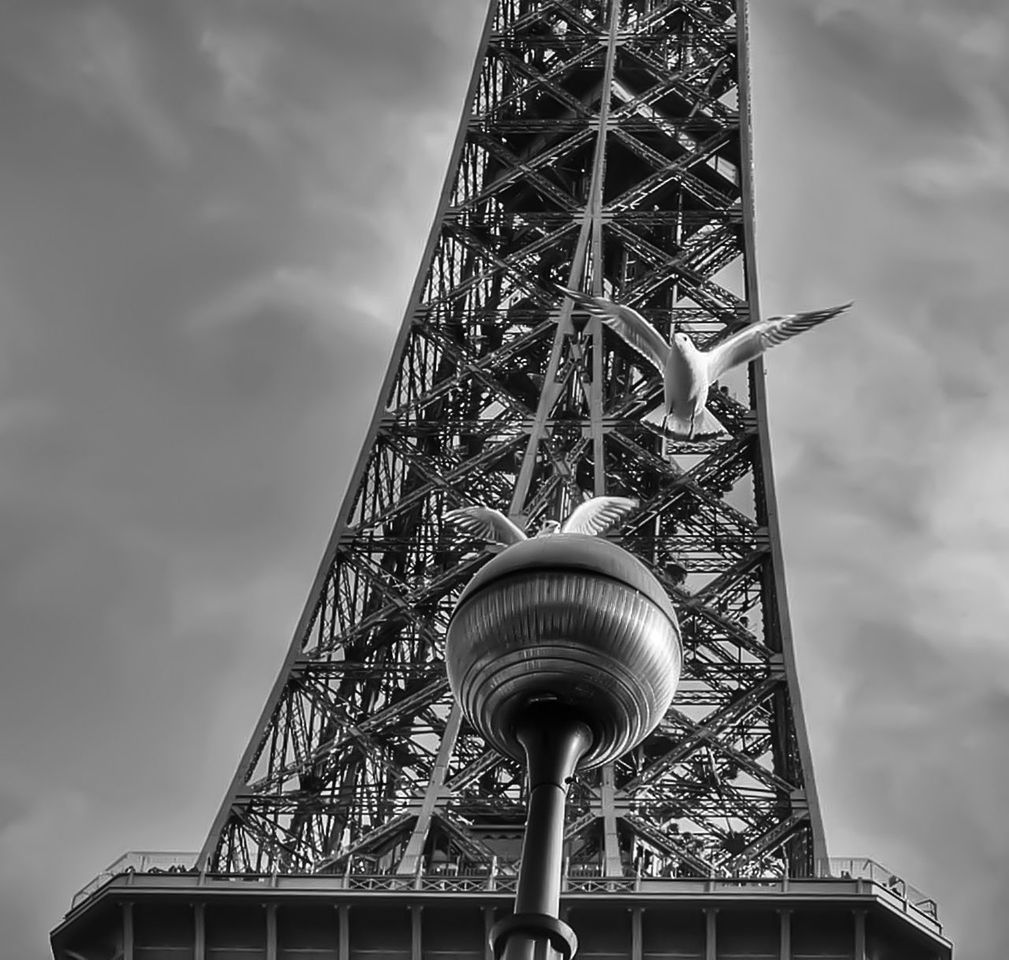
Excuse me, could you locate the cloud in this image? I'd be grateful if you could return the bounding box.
[186,266,370,333]
[198,24,285,156]
[194,2,483,159]
[751,5,1009,956]
[0,4,488,957]
[821,625,1009,949]
[1,4,189,166]
[183,1,488,328]
[903,86,1009,197]
[0,776,90,960]
[802,0,1009,199]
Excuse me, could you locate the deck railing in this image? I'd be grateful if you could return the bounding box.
[815,856,939,921]
[71,851,197,908]
[70,850,939,930]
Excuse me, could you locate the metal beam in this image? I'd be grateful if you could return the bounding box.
[396,705,464,874]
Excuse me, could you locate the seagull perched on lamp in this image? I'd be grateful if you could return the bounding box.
[445,496,638,547]
[558,287,852,439]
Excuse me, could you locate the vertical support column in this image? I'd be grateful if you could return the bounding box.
[704,908,718,960]
[734,0,827,871]
[778,909,791,960]
[194,903,206,960]
[397,706,463,875]
[600,764,623,876]
[853,909,867,960]
[410,906,423,960]
[511,0,623,514]
[587,0,622,497]
[630,907,643,960]
[265,904,277,960]
[338,905,350,960]
[121,903,134,960]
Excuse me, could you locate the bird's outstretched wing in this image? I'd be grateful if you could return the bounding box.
[444,506,527,545]
[706,302,852,381]
[562,496,639,536]
[558,287,669,373]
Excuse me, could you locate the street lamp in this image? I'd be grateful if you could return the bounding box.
[446,534,682,960]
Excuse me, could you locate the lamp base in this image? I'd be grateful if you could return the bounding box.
[490,913,578,960]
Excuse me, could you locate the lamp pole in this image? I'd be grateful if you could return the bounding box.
[492,705,592,960]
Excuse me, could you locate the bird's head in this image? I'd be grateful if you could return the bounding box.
[672,330,694,351]
[535,519,562,537]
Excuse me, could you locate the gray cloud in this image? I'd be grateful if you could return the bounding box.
[0,3,192,166]
[0,2,485,956]
[753,4,1009,956]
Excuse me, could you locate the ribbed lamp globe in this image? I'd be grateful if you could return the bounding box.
[445,534,682,770]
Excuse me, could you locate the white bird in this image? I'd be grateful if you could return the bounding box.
[559,287,852,439]
[445,496,638,546]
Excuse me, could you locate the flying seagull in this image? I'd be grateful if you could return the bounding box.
[445,496,638,547]
[559,287,852,439]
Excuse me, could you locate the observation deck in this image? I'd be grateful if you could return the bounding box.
[54,851,950,960]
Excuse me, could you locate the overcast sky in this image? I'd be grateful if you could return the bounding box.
[1,1,1007,958]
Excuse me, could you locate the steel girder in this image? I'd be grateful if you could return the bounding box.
[200,0,825,882]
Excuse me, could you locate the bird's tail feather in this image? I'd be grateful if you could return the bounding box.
[664,412,696,438]
[644,406,726,439]
[642,404,726,439]
[692,407,727,438]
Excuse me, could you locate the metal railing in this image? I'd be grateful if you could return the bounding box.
[70,850,939,930]
[71,852,198,908]
[816,857,938,921]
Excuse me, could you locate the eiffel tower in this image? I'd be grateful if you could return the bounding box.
[200,0,818,881]
[53,2,952,959]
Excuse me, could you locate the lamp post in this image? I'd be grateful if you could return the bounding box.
[445,534,682,960]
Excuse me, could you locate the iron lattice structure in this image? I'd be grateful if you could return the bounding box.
[201,0,825,882]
